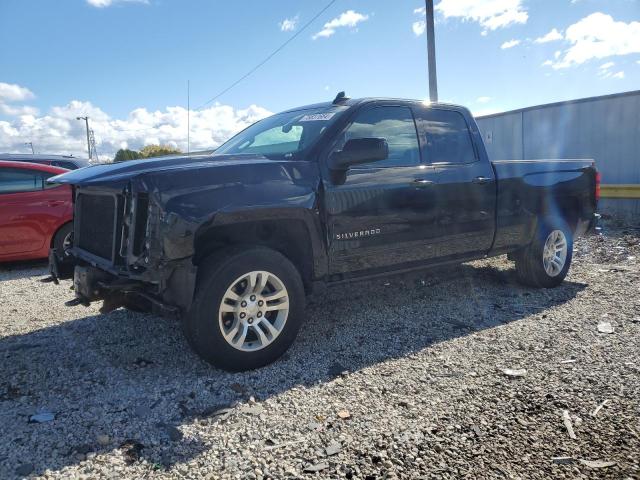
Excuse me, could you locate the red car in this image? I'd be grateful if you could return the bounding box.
[0,161,73,262]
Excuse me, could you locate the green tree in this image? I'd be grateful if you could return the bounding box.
[113,148,141,162]
[139,144,182,158]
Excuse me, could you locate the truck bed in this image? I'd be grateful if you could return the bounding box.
[490,159,597,253]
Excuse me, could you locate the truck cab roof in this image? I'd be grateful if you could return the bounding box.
[279,96,469,115]
[0,153,90,169]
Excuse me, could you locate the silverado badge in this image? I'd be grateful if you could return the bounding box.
[335,228,381,240]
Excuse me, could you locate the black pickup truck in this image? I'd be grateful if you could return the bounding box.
[49,93,599,370]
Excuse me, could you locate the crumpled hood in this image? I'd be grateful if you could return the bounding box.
[48,154,280,186]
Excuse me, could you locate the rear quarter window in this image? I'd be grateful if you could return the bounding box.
[418,109,477,164]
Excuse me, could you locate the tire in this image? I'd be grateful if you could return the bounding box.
[184,247,305,371]
[514,217,573,288]
[52,223,73,262]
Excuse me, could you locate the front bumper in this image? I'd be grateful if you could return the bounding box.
[47,250,197,318]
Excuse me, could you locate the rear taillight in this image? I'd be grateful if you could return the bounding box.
[595,171,601,203]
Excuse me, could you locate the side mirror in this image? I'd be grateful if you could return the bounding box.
[329,137,389,171]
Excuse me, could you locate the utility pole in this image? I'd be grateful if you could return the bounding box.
[425,0,438,102]
[24,142,35,154]
[76,116,92,161]
[88,129,99,163]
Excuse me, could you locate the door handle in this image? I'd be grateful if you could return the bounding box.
[47,200,64,207]
[472,176,491,184]
[413,179,435,188]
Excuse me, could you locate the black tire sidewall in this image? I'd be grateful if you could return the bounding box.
[529,218,573,287]
[186,248,305,371]
[53,223,73,261]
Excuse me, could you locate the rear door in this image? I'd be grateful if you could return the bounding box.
[322,104,441,275]
[414,107,496,258]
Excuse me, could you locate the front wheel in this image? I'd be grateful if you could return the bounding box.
[514,218,573,288]
[184,247,305,371]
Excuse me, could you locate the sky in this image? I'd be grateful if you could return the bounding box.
[0,0,639,160]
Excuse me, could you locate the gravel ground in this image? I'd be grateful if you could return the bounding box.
[1,225,638,479]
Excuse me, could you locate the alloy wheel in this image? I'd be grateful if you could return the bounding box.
[542,229,567,277]
[218,271,290,352]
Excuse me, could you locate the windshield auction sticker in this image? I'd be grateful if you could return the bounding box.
[299,112,337,122]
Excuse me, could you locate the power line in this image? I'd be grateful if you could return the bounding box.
[109,1,338,132]
[3,2,338,142]
[194,0,338,111]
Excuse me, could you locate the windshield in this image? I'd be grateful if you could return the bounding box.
[214,106,347,159]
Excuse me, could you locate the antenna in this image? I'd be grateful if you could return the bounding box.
[332,91,350,105]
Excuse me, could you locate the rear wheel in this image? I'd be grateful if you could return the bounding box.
[184,247,305,371]
[514,218,573,288]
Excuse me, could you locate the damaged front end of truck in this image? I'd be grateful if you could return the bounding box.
[43,155,227,317]
[44,154,322,318]
[47,174,199,317]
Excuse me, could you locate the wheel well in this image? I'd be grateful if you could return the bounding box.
[542,197,580,234]
[193,219,315,291]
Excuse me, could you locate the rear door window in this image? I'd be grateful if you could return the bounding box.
[418,109,477,164]
[0,168,45,193]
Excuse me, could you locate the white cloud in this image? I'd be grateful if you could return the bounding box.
[412,20,426,36]
[313,10,369,39]
[412,7,426,36]
[596,61,625,79]
[534,28,563,43]
[0,98,271,161]
[597,61,614,78]
[542,59,553,66]
[86,0,148,7]
[476,96,491,103]
[554,50,562,59]
[0,82,38,119]
[0,82,35,103]
[435,0,528,32]
[279,16,298,32]
[501,39,520,49]
[0,104,39,116]
[549,12,640,69]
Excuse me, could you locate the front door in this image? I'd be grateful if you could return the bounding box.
[322,104,441,276]
[0,167,49,256]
